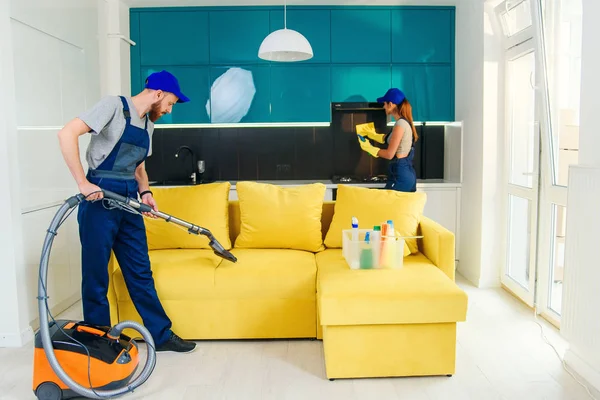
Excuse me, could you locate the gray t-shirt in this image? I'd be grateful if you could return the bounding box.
[78,96,154,170]
[387,118,413,156]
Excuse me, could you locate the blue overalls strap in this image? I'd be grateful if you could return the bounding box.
[120,95,149,128]
[119,96,131,121]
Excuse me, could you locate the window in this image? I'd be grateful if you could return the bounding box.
[541,0,582,187]
[499,0,533,37]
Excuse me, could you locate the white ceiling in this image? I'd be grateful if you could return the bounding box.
[122,0,459,8]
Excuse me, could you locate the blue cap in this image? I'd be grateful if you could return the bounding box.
[144,70,190,103]
[377,88,405,104]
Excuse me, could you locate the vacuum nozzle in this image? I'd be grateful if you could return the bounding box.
[209,239,237,263]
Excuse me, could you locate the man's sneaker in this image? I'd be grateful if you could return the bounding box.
[156,332,196,353]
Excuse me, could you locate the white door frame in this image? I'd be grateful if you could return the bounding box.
[495,0,572,325]
[500,37,541,307]
[531,0,569,327]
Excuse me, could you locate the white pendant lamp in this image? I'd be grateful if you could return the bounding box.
[258,0,313,62]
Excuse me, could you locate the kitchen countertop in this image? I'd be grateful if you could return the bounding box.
[150,179,461,189]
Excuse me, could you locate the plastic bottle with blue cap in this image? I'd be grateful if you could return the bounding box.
[351,217,359,242]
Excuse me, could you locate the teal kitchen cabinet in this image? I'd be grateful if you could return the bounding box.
[270,65,331,122]
[269,9,330,63]
[141,66,211,124]
[392,64,454,121]
[138,11,209,66]
[208,65,270,123]
[131,6,456,124]
[331,65,391,102]
[391,8,454,63]
[330,9,391,63]
[209,10,270,64]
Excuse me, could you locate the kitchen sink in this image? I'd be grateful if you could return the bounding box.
[149,179,215,186]
[150,180,197,186]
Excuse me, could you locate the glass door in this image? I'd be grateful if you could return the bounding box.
[532,0,581,327]
[501,38,540,307]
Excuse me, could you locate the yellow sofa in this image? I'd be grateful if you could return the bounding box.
[106,182,468,380]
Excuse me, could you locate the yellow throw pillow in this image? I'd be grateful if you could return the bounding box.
[145,182,232,250]
[234,182,326,252]
[324,185,427,254]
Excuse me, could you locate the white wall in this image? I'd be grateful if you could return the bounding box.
[479,1,505,287]
[0,0,101,347]
[0,0,30,348]
[454,0,497,287]
[100,0,132,97]
[561,0,600,392]
[452,0,505,289]
[577,0,600,167]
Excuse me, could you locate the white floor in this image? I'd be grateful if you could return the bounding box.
[1,275,599,400]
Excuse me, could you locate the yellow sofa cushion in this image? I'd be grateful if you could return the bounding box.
[144,182,232,251]
[113,249,223,301]
[324,185,426,254]
[316,249,468,325]
[234,182,326,252]
[214,249,317,299]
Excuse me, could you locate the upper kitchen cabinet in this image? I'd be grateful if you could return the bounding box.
[391,8,454,64]
[392,64,454,121]
[141,66,211,124]
[270,65,331,122]
[209,10,270,64]
[138,11,209,66]
[330,9,391,63]
[269,9,330,63]
[331,65,391,103]
[130,6,456,125]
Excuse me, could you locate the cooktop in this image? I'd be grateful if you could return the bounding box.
[331,175,387,184]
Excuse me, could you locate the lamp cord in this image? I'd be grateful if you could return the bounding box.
[532,307,598,400]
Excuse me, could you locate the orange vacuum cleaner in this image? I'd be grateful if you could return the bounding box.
[33,189,237,399]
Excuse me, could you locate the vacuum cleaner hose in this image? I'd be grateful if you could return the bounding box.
[38,195,156,399]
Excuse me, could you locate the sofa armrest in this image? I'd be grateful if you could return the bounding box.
[419,216,456,281]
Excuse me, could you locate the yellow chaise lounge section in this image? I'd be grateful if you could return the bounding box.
[316,216,468,379]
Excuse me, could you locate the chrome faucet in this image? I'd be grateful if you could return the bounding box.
[175,145,197,184]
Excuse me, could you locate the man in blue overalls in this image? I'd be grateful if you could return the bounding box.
[57,70,196,353]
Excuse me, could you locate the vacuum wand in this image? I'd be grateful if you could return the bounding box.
[101,189,237,263]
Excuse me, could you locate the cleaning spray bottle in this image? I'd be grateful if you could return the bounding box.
[359,231,373,269]
[349,217,359,269]
[382,220,397,268]
[351,217,359,242]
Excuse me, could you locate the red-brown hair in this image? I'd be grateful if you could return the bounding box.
[397,99,418,142]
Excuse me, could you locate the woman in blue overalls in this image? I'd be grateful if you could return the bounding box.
[357,88,418,192]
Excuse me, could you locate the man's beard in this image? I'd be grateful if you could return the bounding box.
[149,103,163,122]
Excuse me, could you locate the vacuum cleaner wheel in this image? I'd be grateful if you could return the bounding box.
[35,381,62,400]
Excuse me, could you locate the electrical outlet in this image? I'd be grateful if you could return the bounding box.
[276,164,291,173]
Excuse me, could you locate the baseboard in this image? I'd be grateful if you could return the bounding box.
[477,274,501,288]
[564,348,600,393]
[29,294,81,332]
[0,325,34,347]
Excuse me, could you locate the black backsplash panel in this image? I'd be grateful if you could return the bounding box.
[145,124,445,183]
